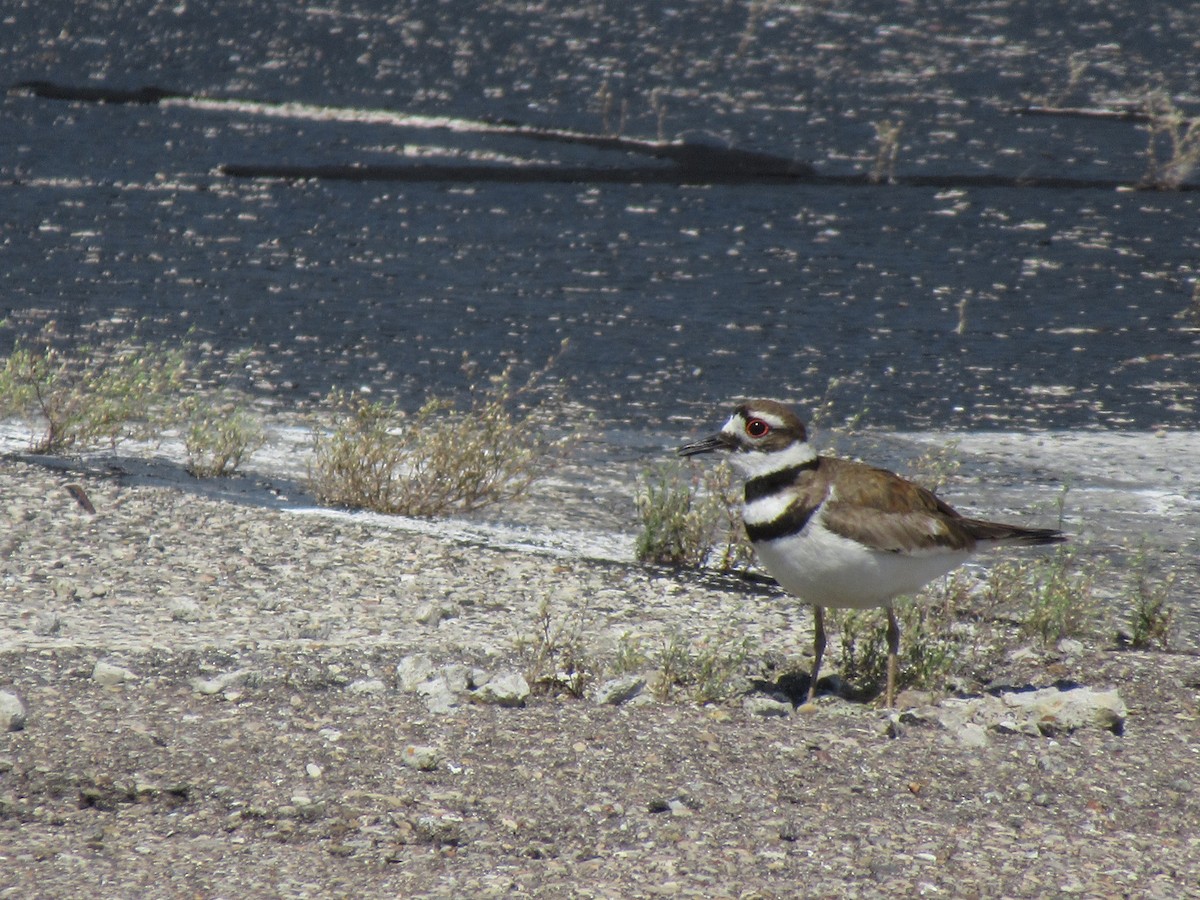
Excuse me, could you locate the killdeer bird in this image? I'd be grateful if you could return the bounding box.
[678,399,1066,707]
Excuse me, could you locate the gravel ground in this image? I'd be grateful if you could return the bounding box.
[2,456,1199,899]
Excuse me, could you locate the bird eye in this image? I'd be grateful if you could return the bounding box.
[745,418,770,438]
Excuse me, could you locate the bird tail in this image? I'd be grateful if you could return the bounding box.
[962,519,1066,546]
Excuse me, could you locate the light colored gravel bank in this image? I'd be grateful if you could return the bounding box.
[2,455,1199,898]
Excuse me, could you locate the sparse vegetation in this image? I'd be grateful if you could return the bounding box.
[308,345,572,517]
[649,87,669,143]
[611,630,651,677]
[805,376,870,456]
[594,79,628,137]
[0,325,191,454]
[590,628,758,705]
[517,595,592,698]
[182,396,266,478]
[1006,546,1102,646]
[634,462,713,567]
[826,542,1113,699]
[653,629,756,703]
[870,119,903,185]
[634,459,751,570]
[1174,279,1200,327]
[1124,544,1177,650]
[1138,88,1200,190]
[903,438,962,495]
[835,599,958,699]
[1026,52,1090,108]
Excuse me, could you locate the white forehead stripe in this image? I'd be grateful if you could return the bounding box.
[723,410,789,433]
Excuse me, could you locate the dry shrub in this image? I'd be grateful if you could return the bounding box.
[0,324,190,454]
[309,345,572,516]
[634,460,752,570]
[183,397,265,477]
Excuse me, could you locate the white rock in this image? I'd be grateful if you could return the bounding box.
[900,685,1126,739]
[413,602,443,626]
[1057,638,1085,658]
[998,685,1127,735]
[401,745,441,771]
[348,678,386,695]
[169,598,203,622]
[190,668,258,696]
[950,721,990,748]
[32,611,61,636]
[92,660,135,685]
[416,678,459,715]
[592,675,646,706]
[414,601,457,626]
[743,694,792,718]
[397,655,434,692]
[473,672,530,707]
[0,692,26,732]
[438,664,472,694]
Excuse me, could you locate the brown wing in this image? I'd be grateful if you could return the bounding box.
[816,458,977,554]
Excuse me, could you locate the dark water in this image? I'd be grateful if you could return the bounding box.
[3,0,1199,430]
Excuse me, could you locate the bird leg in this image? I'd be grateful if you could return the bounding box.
[885,606,900,707]
[807,604,826,703]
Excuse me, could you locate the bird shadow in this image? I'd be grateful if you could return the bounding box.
[749,673,1091,708]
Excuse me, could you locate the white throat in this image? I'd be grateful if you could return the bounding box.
[725,437,817,479]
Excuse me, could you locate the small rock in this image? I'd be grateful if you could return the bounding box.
[999,685,1127,736]
[1037,753,1068,775]
[92,660,134,686]
[32,611,62,636]
[743,694,792,718]
[1007,646,1039,663]
[0,692,26,732]
[52,580,79,602]
[473,672,530,707]
[438,664,472,694]
[413,814,462,845]
[288,795,325,820]
[592,675,646,706]
[893,689,935,710]
[169,598,203,622]
[1057,638,1085,658]
[903,685,1128,740]
[413,601,457,626]
[348,678,386,695]
[950,721,990,748]
[416,678,459,715]
[401,745,441,771]
[413,602,441,626]
[294,616,331,640]
[305,763,323,779]
[190,668,259,696]
[397,655,434,692]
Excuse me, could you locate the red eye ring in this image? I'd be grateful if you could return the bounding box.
[745,418,770,438]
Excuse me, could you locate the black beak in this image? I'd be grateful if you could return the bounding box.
[676,431,734,457]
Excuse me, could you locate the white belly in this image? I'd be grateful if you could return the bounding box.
[753,523,971,609]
